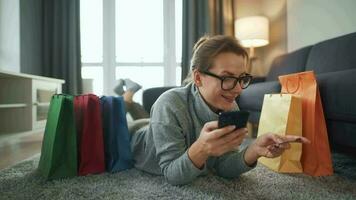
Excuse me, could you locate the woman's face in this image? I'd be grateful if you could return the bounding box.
[194,52,247,112]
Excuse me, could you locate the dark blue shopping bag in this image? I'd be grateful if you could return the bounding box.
[100,96,134,172]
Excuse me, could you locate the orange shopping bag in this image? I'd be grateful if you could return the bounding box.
[278,71,333,176]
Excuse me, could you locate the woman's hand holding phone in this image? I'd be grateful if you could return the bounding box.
[200,121,247,156]
[188,121,248,169]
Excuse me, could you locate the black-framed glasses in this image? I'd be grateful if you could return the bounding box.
[199,70,253,90]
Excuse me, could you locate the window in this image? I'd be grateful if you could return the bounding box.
[80,0,182,103]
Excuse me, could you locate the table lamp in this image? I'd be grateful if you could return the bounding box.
[235,16,269,72]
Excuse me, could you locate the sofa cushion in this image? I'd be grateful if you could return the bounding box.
[327,120,356,150]
[266,46,311,82]
[306,32,356,74]
[246,110,262,125]
[237,81,281,112]
[317,69,356,123]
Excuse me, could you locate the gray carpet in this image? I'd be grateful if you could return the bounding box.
[1,154,356,200]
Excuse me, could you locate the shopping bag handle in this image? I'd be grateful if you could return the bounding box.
[286,76,301,94]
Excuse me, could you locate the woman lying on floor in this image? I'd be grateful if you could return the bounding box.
[115,35,309,186]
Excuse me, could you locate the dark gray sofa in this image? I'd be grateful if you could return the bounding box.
[142,32,356,154]
[238,32,356,154]
[237,45,312,124]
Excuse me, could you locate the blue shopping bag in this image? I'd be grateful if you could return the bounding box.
[100,96,134,172]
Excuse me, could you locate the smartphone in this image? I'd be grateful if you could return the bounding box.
[218,110,250,129]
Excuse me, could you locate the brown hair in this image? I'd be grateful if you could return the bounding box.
[183,35,248,85]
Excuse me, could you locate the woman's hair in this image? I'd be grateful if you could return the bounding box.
[182,35,248,85]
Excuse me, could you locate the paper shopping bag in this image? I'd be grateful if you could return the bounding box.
[38,94,77,180]
[100,96,134,172]
[257,94,303,173]
[279,71,333,176]
[74,94,105,176]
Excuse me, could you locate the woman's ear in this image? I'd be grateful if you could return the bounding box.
[193,69,203,86]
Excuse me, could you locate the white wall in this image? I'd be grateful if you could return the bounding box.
[0,0,20,72]
[287,0,356,52]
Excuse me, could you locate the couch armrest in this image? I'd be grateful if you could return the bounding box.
[142,86,175,113]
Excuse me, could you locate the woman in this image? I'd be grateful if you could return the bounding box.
[121,35,309,186]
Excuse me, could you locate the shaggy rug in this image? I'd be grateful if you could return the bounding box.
[1,153,356,200]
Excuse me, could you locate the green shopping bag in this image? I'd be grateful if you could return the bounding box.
[37,94,77,180]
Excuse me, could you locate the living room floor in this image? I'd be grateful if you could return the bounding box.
[0,126,355,182]
[0,125,257,171]
[0,130,43,170]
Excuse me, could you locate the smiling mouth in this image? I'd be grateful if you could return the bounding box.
[222,95,236,103]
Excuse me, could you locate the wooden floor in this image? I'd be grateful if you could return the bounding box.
[0,130,43,170]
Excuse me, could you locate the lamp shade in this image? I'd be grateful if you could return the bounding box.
[235,16,269,48]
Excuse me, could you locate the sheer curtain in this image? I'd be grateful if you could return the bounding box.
[181,0,235,83]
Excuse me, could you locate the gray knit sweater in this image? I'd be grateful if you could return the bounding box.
[130,83,255,185]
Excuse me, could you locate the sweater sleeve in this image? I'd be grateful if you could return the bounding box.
[151,122,204,185]
[214,147,257,179]
[150,93,204,186]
